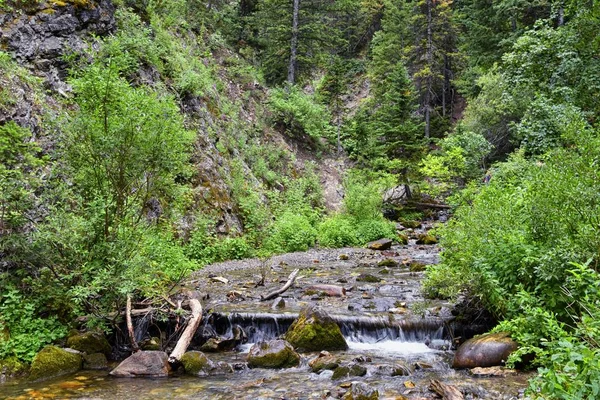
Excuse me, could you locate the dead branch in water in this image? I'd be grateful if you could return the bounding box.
[169,298,202,363]
[126,295,140,352]
[260,269,300,301]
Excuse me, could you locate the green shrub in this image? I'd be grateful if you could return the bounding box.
[317,215,358,248]
[354,218,396,245]
[265,212,317,253]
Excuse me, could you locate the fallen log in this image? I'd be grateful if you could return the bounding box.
[126,295,140,352]
[260,268,300,301]
[168,298,202,363]
[430,380,464,400]
[305,284,346,297]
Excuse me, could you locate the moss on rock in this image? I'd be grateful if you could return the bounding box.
[331,363,367,380]
[285,307,348,352]
[29,346,82,381]
[180,351,214,376]
[67,332,111,355]
[247,340,300,369]
[416,234,437,245]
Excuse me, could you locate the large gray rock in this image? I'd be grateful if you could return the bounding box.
[453,332,518,369]
[285,307,348,352]
[110,351,170,377]
[29,346,82,381]
[247,340,300,369]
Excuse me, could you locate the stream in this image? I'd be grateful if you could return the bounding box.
[0,222,533,399]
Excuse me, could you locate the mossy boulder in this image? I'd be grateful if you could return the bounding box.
[356,273,381,283]
[409,261,427,272]
[400,220,421,229]
[309,351,340,373]
[246,340,300,369]
[332,363,367,380]
[29,346,82,381]
[453,332,518,369]
[416,234,437,245]
[66,331,111,355]
[397,234,409,245]
[180,351,232,376]
[0,357,29,383]
[82,353,108,370]
[285,307,348,352]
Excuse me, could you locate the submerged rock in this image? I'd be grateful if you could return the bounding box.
[66,331,111,355]
[332,363,367,380]
[110,351,170,377]
[342,382,379,400]
[29,346,82,381]
[180,351,232,376]
[309,351,340,373]
[366,239,392,250]
[453,332,518,369]
[247,340,300,369]
[285,307,348,352]
[82,353,108,370]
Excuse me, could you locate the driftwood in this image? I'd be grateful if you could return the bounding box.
[306,284,346,297]
[430,380,464,400]
[260,268,300,301]
[168,298,203,363]
[126,295,140,352]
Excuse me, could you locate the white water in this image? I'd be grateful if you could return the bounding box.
[347,340,436,354]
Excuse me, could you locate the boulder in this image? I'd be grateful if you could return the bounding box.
[397,234,409,245]
[29,346,82,381]
[309,351,340,373]
[356,273,381,283]
[332,363,367,380]
[366,239,392,250]
[82,353,108,370]
[377,258,398,268]
[400,220,421,229]
[66,331,111,355]
[180,351,232,376]
[409,261,427,272]
[416,234,437,245]
[110,351,170,377]
[342,382,379,400]
[246,340,300,369]
[452,332,518,369]
[285,307,348,352]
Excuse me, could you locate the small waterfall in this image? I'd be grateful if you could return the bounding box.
[207,312,450,347]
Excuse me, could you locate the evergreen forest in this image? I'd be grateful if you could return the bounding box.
[1,0,599,397]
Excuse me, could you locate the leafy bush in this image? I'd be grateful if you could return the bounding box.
[354,218,396,244]
[269,86,335,145]
[317,215,358,248]
[0,287,67,362]
[264,212,317,253]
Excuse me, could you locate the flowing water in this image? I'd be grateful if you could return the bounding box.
[1,224,533,399]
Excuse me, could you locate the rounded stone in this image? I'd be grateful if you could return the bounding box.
[247,340,301,369]
[66,331,111,355]
[109,351,170,377]
[285,307,348,352]
[29,346,82,381]
[452,332,518,369]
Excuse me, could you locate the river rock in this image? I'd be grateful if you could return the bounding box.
[332,363,367,380]
[377,258,398,267]
[83,353,108,370]
[309,351,340,373]
[109,351,170,377]
[342,382,379,400]
[180,351,232,376]
[416,234,437,245]
[66,331,111,355]
[285,307,348,352]
[366,239,392,250]
[29,346,82,381]
[470,366,517,377]
[356,273,381,283]
[453,332,518,369]
[247,340,301,369]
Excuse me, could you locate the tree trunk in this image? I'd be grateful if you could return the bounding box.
[424,0,433,138]
[287,0,300,85]
[126,295,140,352]
[168,298,202,363]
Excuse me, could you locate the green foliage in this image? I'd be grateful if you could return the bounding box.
[269,86,335,146]
[264,211,317,253]
[317,215,358,248]
[0,287,67,362]
[186,218,253,265]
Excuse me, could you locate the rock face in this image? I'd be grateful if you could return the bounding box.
[29,346,82,381]
[66,331,111,355]
[453,332,518,369]
[110,351,170,377]
[366,239,393,250]
[246,340,300,369]
[285,307,348,352]
[180,351,232,376]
